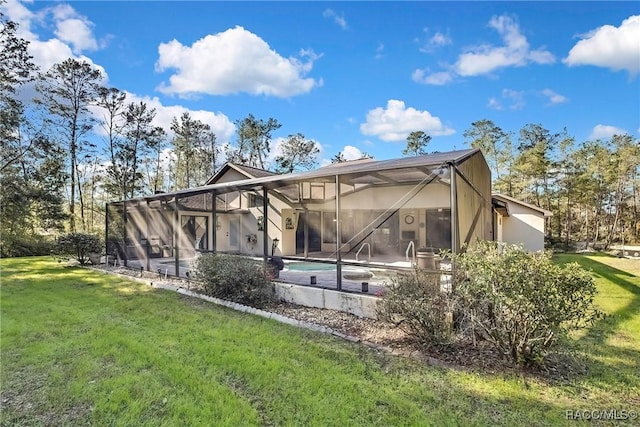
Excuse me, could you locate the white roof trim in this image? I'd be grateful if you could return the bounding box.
[492,193,553,217]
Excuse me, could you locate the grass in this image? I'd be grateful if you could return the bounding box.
[1,255,638,426]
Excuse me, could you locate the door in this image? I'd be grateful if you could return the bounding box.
[371,210,399,255]
[229,217,240,252]
[425,209,451,251]
[296,211,321,254]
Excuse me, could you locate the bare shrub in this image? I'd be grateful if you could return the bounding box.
[376,269,454,348]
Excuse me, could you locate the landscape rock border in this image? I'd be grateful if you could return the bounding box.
[88,265,577,378]
[90,267,413,359]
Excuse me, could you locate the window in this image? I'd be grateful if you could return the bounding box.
[248,193,265,208]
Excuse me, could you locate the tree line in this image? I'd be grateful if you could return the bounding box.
[1,11,323,255]
[464,119,639,250]
[1,11,638,256]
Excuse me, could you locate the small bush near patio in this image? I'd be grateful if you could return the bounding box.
[193,253,274,308]
[55,232,102,265]
[377,269,454,347]
[453,241,601,367]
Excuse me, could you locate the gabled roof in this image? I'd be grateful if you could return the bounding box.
[205,163,277,185]
[492,193,553,217]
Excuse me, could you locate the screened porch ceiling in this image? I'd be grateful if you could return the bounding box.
[118,149,478,211]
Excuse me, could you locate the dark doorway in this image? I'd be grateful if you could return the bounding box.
[296,211,322,254]
[368,210,400,256]
[425,209,451,251]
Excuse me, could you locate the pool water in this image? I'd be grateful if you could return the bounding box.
[286,262,336,272]
[158,260,191,269]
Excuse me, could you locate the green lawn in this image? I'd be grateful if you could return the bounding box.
[1,255,638,426]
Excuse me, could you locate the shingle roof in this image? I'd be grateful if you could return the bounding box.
[205,163,277,185]
[492,193,553,217]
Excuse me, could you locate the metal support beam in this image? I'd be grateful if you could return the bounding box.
[335,175,342,291]
[262,186,269,264]
[123,201,128,267]
[303,207,309,258]
[450,163,459,255]
[211,190,217,254]
[174,195,179,276]
[145,200,150,272]
[104,203,109,262]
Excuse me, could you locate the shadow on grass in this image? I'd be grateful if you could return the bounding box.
[552,253,640,392]
[4,256,638,425]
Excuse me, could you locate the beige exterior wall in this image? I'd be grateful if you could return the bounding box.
[214,193,285,256]
[214,169,254,184]
[497,203,546,252]
[301,182,452,254]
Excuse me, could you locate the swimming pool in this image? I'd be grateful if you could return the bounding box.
[158,260,192,269]
[285,262,336,272]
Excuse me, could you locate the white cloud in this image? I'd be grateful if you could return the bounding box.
[564,15,640,76]
[360,99,455,142]
[541,88,568,105]
[487,89,525,110]
[320,145,364,166]
[131,93,236,143]
[55,18,98,53]
[3,0,34,38]
[430,32,452,48]
[415,14,554,85]
[155,26,321,98]
[589,124,628,140]
[412,69,454,85]
[50,4,100,53]
[2,0,106,73]
[91,92,235,144]
[487,98,503,111]
[455,15,555,76]
[322,9,348,30]
[342,145,363,160]
[417,28,452,53]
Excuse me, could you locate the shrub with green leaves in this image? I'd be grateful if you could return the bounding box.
[193,254,274,308]
[377,269,454,347]
[55,233,102,265]
[0,234,55,257]
[453,241,600,367]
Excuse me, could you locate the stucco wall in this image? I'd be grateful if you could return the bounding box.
[499,203,546,252]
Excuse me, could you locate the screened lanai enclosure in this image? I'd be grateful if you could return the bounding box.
[106,149,492,293]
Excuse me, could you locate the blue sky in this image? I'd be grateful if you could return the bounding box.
[4,1,639,167]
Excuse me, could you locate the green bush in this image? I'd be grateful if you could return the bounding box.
[377,269,454,347]
[453,241,600,367]
[0,234,56,257]
[193,254,274,308]
[55,233,102,265]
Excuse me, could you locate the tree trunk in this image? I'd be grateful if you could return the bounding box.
[69,136,76,233]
